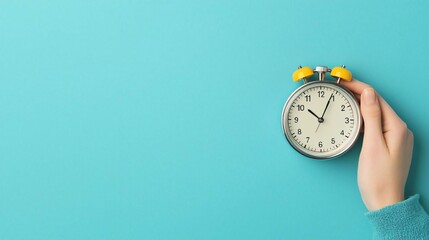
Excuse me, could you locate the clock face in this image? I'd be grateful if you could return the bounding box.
[282,81,361,159]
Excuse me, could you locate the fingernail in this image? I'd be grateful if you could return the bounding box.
[363,88,376,105]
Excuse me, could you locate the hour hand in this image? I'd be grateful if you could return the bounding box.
[308,109,320,120]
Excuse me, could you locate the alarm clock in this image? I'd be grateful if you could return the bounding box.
[281,65,362,159]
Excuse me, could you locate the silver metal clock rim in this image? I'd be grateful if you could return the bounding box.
[281,81,362,160]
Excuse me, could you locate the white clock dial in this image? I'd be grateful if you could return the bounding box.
[282,81,361,159]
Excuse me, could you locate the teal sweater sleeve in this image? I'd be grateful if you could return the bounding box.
[365,194,429,239]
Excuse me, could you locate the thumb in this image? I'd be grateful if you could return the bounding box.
[361,88,384,142]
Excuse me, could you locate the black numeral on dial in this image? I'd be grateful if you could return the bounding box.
[345,117,350,124]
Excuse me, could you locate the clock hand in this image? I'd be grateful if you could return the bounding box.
[320,93,334,120]
[315,122,321,133]
[307,109,321,120]
[315,93,334,133]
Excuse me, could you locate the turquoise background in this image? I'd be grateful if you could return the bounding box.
[0,1,428,239]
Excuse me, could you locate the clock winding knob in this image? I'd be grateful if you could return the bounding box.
[314,66,329,81]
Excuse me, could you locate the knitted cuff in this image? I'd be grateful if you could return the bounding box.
[365,194,429,239]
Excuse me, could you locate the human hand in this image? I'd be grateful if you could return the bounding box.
[341,79,414,211]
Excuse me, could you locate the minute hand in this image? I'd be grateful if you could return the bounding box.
[320,93,334,120]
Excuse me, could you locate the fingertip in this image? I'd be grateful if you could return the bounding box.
[362,88,376,105]
[360,88,383,137]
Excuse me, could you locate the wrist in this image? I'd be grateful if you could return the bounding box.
[366,193,404,211]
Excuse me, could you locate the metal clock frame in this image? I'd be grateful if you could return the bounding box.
[281,81,362,160]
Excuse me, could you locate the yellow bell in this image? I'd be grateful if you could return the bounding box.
[292,67,314,82]
[330,66,352,81]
